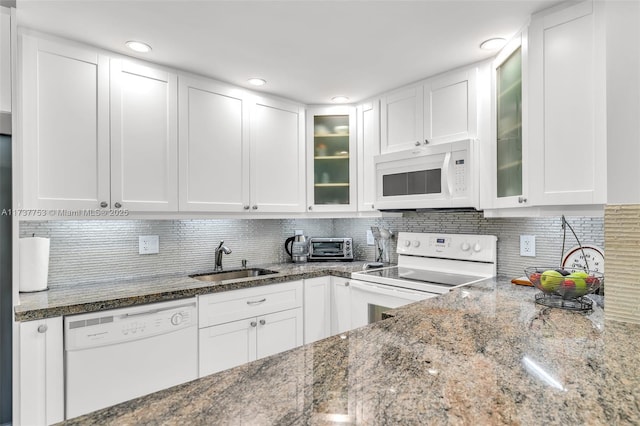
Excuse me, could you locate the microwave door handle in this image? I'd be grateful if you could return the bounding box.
[441,151,452,196]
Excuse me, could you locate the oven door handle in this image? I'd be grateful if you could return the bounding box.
[349,280,426,298]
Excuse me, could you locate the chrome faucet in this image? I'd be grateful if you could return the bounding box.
[214,240,232,271]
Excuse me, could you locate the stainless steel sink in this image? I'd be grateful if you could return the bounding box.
[189,268,278,282]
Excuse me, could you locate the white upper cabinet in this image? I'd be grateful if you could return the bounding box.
[380,84,424,153]
[306,105,357,212]
[250,96,306,212]
[110,59,178,211]
[489,31,530,210]
[1,8,11,113]
[21,35,110,210]
[357,100,380,211]
[424,68,477,144]
[381,65,479,154]
[528,0,606,206]
[178,76,248,212]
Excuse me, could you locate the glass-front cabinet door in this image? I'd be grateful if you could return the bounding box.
[491,32,529,209]
[306,106,356,212]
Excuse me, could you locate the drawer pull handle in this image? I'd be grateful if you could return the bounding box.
[246,298,266,305]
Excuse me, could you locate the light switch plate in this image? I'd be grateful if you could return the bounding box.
[366,229,375,245]
[139,235,159,255]
[520,235,536,257]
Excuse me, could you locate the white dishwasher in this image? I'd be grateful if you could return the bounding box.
[64,298,198,419]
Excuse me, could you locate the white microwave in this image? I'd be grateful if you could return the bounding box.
[374,139,479,210]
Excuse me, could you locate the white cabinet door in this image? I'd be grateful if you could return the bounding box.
[19,317,64,426]
[256,308,303,360]
[0,8,11,113]
[357,100,380,211]
[528,0,606,206]
[380,85,424,153]
[303,277,331,344]
[199,318,256,377]
[21,36,110,210]
[424,68,477,144]
[331,277,352,335]
[110,59,178,211]
[250,97,305,212]
[306,106,357,212]
[178,76,248,212]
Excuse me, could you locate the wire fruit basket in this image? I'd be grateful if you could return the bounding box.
[524,216,604,311]
[524,266,603,311]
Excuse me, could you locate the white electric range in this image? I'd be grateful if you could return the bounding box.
[349,232,497,328]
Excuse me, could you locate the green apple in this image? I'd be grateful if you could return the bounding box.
[561,272,588,298]
[540,270,563,293]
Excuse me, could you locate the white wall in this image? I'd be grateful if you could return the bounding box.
[606,0,640,204]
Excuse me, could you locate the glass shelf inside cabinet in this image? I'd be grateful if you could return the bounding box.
[496,47,523,199]
[314,115,350,205]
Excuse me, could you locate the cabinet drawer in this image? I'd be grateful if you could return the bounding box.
[198,280,303,328]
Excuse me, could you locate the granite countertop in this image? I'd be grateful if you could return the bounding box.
[60,278,640,425]
[15,261,371,321]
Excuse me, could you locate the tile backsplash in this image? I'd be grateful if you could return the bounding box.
[20,212,604,287]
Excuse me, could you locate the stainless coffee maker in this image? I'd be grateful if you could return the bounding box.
[284,230,309,263]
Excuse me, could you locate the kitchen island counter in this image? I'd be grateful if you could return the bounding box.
[15,261,371,321]
[60,279,640,425]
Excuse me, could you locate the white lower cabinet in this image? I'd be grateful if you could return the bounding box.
[198,281,304,377]
[19,317,64,426]
[330,277,352,336]
[303,277,331,344]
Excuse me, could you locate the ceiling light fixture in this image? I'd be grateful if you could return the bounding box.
[331,96,349,104]
[125,40,152,53]
[248,78,267,86]
[480,38,507,51]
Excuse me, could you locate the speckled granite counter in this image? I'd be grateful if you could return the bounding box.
[60,278,640,425]
[15,261,370,321]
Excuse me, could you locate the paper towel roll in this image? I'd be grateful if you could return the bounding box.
[19,237,50,292]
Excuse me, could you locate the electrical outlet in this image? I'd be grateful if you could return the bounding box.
[139,235,159,255]
[520,235,536,257]
[366,229,375,245]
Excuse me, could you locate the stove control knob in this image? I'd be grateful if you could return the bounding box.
[412,240,421,248]
[461,242,471,251]
[403,240,411,247]
[170,313,183,326]
[473,243,482,253]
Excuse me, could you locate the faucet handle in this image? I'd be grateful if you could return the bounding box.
[216,240,225,250]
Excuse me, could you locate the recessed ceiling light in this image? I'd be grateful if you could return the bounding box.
[480,38,507,51]
[248,78,266,86]
[125,41,152,53]
[331,96,349,103]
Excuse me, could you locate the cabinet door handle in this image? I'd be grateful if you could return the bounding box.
[37,324,48,333]
[308,206,313,211]
[100,201,108,208]
[344,282,350,287]
[250,321,257,327]
[252,205,258,210]
[246,298,266,305]
[518,196,527,204]
[114,202,122,209]
[259,319,266,325]
[243,205,250,210]
[424,139,429,145]
[415,141,421,146]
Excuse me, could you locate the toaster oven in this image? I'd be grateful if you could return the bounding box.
[308,238,354,261]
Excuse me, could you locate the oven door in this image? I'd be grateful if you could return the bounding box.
[349,280,436,329]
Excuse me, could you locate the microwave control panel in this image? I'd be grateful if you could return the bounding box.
[451,149,468,196]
